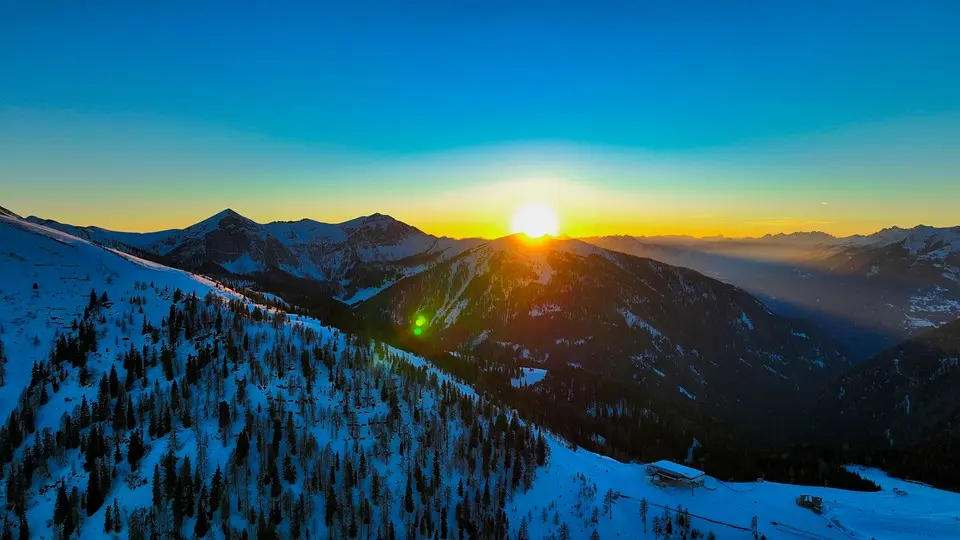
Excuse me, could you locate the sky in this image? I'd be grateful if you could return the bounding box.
[1,1,959,238]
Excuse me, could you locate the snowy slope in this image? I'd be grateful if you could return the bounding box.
[25,216,178,252]
[513,438,960,539]
[0,215,226,424]
[839,226,915,249]
[0,215,542,539]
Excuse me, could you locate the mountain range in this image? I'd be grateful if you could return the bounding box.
[16,207,960,449]
[586,225,960,359]
[25,209,857,433]
[1,205,960,540]
[27,210,482,303]
[0,211,958,540]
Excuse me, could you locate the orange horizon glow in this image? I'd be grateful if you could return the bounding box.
[5,111,958,244]
[12,201,952,242]
[6,176,952,242]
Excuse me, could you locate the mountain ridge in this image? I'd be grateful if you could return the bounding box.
[23,207,484,303]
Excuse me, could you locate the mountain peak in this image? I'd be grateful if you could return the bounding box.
[339,213,427,239]
[213,208,243,220]
[193,208,258,229]
[341,212,399,227]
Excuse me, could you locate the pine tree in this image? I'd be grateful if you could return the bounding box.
[603,488,615,516]
[270,500,283,525]
[68,487,80,536]
[126,394,136,430]
[128,429,144,471]
[53,482,69,525]
[195,484,210,537]
[16,513,28,540]
[173,477,185,529]
[104,504,113,533]
[109,365,119,397]
[152,464,162,509]
[181,456,195,517]
[324,487,337,527]
[269,459,282,498]
[283,452,296,484]
[640,497,649,533]
[113,395,126,432]
[211,464,224,516]
[236,429,249,463]
[512,459,523,491]
[404,476,414,513]
[162,343,174,381]
[286,411,297,454]
[220,488,231,531]
[86,462,103,516]
[113,499,122,532]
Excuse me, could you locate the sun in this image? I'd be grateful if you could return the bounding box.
[511,202,560,238]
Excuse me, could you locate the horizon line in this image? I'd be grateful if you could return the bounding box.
[9,203,957,243]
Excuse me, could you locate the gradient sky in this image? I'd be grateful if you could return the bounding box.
[2,1,959,238]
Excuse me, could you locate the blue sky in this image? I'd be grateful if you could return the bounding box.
[2,1,959,236]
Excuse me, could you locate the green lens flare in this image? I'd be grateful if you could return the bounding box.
[415,316,426,327]
[413,327,422,336]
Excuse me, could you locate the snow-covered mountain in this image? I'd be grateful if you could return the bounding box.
[836,226,914,249]
[817,225,960,334]
[26,210,482,303]
[0,213,545,539]
[2,213,957,539]
[586,225,960,359]
[359,234,848,438]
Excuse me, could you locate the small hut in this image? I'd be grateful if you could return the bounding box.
[647,460,706,494]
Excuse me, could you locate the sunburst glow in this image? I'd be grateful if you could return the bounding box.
[511,202,560,238]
